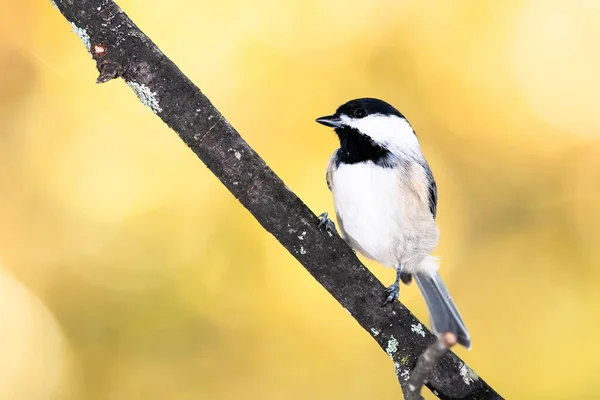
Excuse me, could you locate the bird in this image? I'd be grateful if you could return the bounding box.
[315,97,470,349]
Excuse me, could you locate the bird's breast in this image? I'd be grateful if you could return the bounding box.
[331,162,438,266]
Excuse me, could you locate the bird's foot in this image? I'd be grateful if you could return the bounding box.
[317,212,337,235]
[383,283,400,305]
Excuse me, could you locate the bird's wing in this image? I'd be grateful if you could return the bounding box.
[325,151,338,192]
[408,162,438,220]
[423,163,438,219]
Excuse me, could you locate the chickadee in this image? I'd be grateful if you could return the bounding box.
[316,98,470,348]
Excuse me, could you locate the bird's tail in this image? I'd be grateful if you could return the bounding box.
[414,271,471,349]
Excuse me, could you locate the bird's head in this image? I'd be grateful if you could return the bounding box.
[316,98,419,159]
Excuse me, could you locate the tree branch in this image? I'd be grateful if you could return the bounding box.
[50,1,502,398]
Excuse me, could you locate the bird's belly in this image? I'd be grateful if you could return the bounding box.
[332,163,437,266]
[336,199,400,265]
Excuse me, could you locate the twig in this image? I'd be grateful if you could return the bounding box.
[406,333,456,400]
[49,1,503,398]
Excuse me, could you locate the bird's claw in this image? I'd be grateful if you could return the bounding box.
[383,283,400,305]
[317,212,337,235]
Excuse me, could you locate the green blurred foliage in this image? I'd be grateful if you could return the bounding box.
[1,0,600,399]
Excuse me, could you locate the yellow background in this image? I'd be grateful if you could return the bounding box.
[1,0,600,398]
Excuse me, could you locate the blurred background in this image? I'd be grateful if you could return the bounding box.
[1,0,599,398]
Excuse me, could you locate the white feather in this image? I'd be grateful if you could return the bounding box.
[339,114,421,158]
[331,161,439,275]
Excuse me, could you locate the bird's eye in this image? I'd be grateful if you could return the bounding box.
[353,108,367,118]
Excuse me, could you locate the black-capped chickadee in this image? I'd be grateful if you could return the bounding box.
[316,98,471,349]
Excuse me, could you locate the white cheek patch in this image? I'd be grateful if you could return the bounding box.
[339,114,421,157]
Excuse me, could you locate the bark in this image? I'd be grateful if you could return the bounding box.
[50,1,503,398]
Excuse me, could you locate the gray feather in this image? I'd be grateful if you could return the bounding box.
[414,272,471,348]
[422,162,437,219]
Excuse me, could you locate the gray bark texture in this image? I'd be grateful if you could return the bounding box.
[50,1,503,398]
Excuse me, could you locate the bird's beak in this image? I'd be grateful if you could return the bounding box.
[316,115,343,128]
